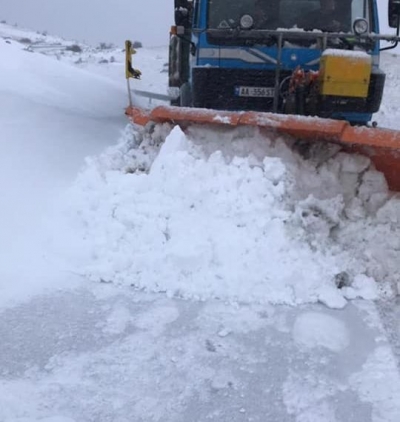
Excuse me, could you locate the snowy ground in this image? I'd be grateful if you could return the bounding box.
[1,23,400,421]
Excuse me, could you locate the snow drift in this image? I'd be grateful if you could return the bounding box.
[0,32,126,307]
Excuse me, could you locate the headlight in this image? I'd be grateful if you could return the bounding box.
[240,14,254,29]
[353,18,369,35]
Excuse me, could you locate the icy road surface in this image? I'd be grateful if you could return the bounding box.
[1,23,400,422]
[2,286,400,422]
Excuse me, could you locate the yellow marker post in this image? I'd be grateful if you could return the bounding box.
[125,40,142,108]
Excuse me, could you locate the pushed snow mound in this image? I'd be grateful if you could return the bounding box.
[55,124,400,308]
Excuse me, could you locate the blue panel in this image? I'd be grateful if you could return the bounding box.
[193,0,381,69]
[196,46,321,71]
[331,112,372,125]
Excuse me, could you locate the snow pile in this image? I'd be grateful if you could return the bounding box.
[0,28,129,308]
[53,122,400,309]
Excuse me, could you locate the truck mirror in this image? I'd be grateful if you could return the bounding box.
[389,0,400,28]
[174,0,193,28]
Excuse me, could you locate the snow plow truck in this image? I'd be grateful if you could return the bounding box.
[126,0,400,191]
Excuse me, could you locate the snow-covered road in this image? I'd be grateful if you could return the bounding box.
[1,23,400,422]
[2,285,400,422]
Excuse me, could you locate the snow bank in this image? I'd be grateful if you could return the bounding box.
[0,38,125,117]
[53,123,400,308]
[0,29,128,308]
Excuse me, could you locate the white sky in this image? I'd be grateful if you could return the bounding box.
[0,0,172,47]
[0,0,395,48]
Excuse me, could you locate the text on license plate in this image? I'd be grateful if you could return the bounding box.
[235,86,275,98]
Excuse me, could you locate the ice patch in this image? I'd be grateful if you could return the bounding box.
[350,346,400,422]
[133,305,180,335]
[283,370,342,421]
[293,312,350,352]
[102,305,133,335]
[12,418,75,422]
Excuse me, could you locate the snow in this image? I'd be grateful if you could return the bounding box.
[350,346,400,421]
[1,22,400,422]
[293,312,350,352]
[322,48,371,59]
[52,121,399,309]
[0,34,127,308]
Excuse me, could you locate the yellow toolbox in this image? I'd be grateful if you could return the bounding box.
[319,49,372,98]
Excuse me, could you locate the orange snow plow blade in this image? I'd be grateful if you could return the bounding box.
[126,105,400,192]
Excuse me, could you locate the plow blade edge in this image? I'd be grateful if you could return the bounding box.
[126,105,400,192]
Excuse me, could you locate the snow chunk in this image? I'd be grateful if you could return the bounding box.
[213,115,232,124]
[151,125,188,175]
[293,312,350,352]
[157,125,188,156]
[342,275,379,301]
[376,197,400,224]
[295,194,344,240]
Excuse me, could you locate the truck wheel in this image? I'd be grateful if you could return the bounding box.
[180,82,192,107]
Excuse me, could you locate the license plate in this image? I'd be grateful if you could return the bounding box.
[235,86,275,98]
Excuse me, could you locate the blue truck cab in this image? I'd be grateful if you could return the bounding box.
[169,0,400,125]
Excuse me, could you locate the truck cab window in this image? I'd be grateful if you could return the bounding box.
[207,0,372,32]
